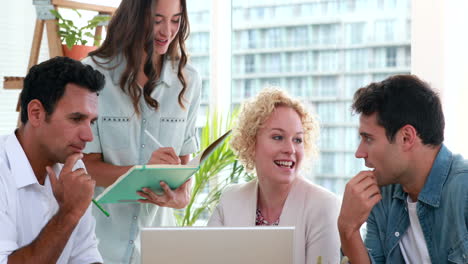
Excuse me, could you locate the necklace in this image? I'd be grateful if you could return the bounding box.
[256,208,279,226]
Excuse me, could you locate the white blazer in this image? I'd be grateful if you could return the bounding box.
[208,176,341,264]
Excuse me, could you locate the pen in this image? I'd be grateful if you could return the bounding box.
[92,199,110,217]
[144,129,163,148]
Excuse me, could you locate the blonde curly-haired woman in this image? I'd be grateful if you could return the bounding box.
[208,88,341,264]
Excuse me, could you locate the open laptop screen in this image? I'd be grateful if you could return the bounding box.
[141,226,295,264]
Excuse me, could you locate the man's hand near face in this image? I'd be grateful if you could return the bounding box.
[338,171,382,264]
[47,153,95,221]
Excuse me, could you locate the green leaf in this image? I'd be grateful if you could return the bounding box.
[175,107,251,226]
[49,9,110,49]
[72,9,82,18]
[93,39,101,46]
[65,19,74,26]
[49,9,62,20]
[65,37,75,49]
[84,32,95,39]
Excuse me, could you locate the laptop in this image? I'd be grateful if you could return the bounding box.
[141,226,295,264]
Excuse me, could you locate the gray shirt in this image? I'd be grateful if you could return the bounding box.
[83,55,201,264]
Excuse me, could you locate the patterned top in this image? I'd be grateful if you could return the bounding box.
[255,208,279,226]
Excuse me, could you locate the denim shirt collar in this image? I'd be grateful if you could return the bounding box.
[392,144,452,207]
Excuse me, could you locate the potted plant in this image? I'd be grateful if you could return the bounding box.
[50,9,110,60]
[174,109,254,226]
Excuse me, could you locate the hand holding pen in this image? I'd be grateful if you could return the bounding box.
[144,130,181,165]
[138,130,190,208]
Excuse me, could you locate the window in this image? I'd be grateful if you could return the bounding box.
[345,154,363,176]
[263,54,282,73]
[346,22,365,45]
[346,49,368,71]
[190,56,210,77]
[244,79,253,98]
[248,30,257,49]
[260,78,281,89]
[287,26,309,47]
[251,7,265,20]
[375,19,396,42]
[319,127,342,150]
[344,127,359,150]
[386,47,397,67]
[345,75,368,97]
[405,47,411,67]
[232,55,242,74]
[313,24,339,45]
[372,48,386,69]
[286,52,309,72]
[187,32,210,53]
[318,77,339,97]
[318,152,339,175]
[316,51,340,72]
[187,1,211,110]
[286,77,307,97]
[265,28,282,48]
[244,55,255,73]
[316,102,344,123]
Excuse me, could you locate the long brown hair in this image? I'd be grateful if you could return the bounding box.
[89,0,190,114]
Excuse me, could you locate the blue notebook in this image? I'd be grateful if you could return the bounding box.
[95,130,231,204]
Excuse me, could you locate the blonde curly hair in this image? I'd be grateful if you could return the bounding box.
[231,87,319,172]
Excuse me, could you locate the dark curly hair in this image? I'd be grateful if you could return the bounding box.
[352,74,444,146]
[20,56,105,124]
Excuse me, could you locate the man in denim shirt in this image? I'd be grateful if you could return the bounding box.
[338,75,467,263]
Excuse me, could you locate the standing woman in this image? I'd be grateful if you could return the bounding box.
[82,0,201,263]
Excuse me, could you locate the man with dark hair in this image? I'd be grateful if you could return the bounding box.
[338,75,467,263]
[0,56,105,264]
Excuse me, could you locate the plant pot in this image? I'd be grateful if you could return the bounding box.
[62,44,97,61]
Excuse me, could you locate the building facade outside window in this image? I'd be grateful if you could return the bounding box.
[227,0,411,195]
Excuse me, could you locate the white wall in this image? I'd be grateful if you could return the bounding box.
[0,1,48,84]
[0,1,50,134]
[443,0,468,157]
[412,0,468,157]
